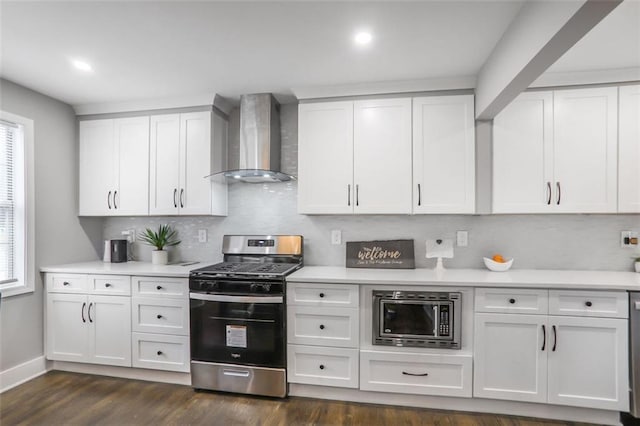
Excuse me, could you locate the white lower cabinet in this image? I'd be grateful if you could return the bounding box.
[473,288,629,411]
[132,332,190,373]
[287,306,359,348]
[46,292,131,367]
[287,345,359,388]
[360,350,472,397]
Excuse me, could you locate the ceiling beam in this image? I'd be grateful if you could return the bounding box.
[475,0,622,120]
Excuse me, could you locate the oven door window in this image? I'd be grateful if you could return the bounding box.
[380,300,438,338]
[190,299,284,367]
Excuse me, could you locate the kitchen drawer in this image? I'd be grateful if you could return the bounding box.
[549,290,628,318]
[287,344,358,388]
[360,350,472,397]
[132,332,189,372]
[287,306,359,348]
[475,288,548,314]
[132,297,189,335]
[287,282,359,308]
[46,274,88,293]
[132,276,188,299]
[89,275,131,296]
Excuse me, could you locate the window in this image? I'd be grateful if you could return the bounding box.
[0,111,34,297]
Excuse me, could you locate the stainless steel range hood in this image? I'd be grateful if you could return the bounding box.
[211,93,295,183]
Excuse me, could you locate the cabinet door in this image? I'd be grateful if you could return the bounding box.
[547,315,628,411]
[354,98,412,214]
[113,117,150,216]
[619,85,640,212]
[553,87,617,213]
[46,294,89,362]
[149,114,181,215]
[298,101,354,214]
[89,295,132,367]
[413,95,475,213]
[79,120,116,216]
[473,313,547,403]
[179,111,213,215]
[493,92,553,213]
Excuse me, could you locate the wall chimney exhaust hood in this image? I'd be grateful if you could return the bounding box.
[209,93,295,183]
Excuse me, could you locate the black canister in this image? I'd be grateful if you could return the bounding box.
[110,239,128,263]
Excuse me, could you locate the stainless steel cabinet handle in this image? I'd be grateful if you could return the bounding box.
[402,371,429,377]
[88,302,93,323]
[417,184,422,206]
[180,189,184,208]
[173,189,177,208]
[546,182,551,205]
[107,191,112,209]
[114,190,118,209]
[347,184,351,206]
[81,302,86,323]
[356,184,359,207]
[552,325,557,351]
[556,182,561,205]
[541,324,546,351]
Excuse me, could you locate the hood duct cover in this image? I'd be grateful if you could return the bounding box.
[211,93,295,183]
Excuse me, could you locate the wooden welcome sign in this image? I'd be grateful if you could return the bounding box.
[346,239,415,269]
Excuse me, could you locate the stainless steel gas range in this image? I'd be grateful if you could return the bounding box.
[188,235,303,398]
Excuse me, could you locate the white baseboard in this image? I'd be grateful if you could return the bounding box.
[0,356,49,393]
[289,384,622,426]
[52,361,191,386]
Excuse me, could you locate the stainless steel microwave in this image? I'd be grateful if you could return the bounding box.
[372,290,461,349]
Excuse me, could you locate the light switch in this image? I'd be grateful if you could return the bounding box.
[456,231,468,247]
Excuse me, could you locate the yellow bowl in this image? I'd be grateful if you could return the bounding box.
[483,257,514,272]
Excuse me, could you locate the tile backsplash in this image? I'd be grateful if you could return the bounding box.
[104,182,640,271]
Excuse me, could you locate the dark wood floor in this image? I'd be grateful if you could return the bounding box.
[0,371,594,425]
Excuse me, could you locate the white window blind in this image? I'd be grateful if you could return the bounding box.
[0,120,18,284]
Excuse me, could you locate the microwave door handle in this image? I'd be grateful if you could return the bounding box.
[433,305,438,337]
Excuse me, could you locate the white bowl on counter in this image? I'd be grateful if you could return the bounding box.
[483,257,514,272]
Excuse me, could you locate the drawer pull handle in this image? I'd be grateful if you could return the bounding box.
[319,365,325,370]
[81,302,86,323]
[509,298,516,304]
[105,283,112,288]
[157,351,163,356]
[552,325,557,352]
[541,324,546,351]
[319,293,325,298]
[156,285,163,290]
[319,324,325,330]
[63,281,70,286]
[585,301,592,307]
[402,371,429,377]
[157,314,163,319]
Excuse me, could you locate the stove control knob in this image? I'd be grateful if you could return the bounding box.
[262,284,271,293]
[202,281,218,292]
[250,283,259,292]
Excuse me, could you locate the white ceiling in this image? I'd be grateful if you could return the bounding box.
[0,1,637,110]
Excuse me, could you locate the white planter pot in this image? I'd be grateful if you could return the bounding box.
[635,261,640,273]
[152,250,168,265]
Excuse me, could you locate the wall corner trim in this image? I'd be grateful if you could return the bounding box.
[0,356,49,393]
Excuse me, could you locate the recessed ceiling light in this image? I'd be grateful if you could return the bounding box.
[354,31,373,46]
[71,59,93,72]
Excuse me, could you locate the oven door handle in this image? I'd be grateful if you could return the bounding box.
[189,293,283,304]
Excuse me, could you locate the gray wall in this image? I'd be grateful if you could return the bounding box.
[105,104,640,272]
[0,79,103,371]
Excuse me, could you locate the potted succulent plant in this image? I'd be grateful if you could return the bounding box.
[139,224,181,265]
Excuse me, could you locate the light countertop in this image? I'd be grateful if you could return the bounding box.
[40,261,213,278]
[287,266,640,291]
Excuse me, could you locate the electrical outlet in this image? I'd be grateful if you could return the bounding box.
[621,231,638,248]
[198,229,207,243]
[331,230,342,245]
[121,229,136,243]
[456,230,468,247]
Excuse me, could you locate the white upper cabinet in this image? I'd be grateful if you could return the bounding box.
[150,111,227,216]
[493,92,553,214]
[297,101,354,214]
[553,87,617,213]
[493,87,618,213]
[412,95,475,214]
[618,84,640,213]
[353,98,412,214]
[79,117,149,216]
